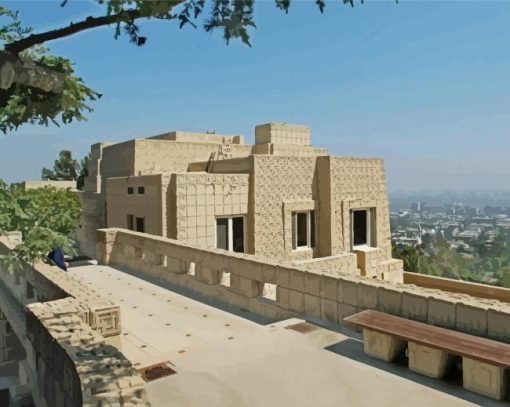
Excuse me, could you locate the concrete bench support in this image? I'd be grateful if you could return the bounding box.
[463,357,507,400]
[408,342,450,378]
[363,328,404,362]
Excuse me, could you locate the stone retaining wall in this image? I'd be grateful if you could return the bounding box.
[0,235,150,407]
[98,228,510,344]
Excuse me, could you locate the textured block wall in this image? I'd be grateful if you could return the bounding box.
[252,155,318,261]
[169,173,250,248]
[330,157,392,260]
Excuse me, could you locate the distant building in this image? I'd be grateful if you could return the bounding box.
[21,180,77,190]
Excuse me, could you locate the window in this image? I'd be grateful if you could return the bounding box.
[127,214,134,231]
[292,210,316,250]
[136,217,145,233]
[351,209,375,248]
[137,186,145,195]
[127,187,134,195]
[216,216,245,253]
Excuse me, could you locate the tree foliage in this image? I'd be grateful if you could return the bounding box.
[42,150,79,181]
[0,179,81,271]
[1,0,375,133]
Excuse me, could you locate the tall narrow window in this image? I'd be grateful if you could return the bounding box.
[232,217,245,253]
[127,214,134,231]
[136,217,145,233]
[216,218,229,250]
[292,211,317,250]
[351,209,376,248]
[216,216,245,253]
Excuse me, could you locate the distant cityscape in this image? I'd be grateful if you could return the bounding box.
[390,191,510,285]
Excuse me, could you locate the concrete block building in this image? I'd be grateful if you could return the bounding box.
[77,123,403,281]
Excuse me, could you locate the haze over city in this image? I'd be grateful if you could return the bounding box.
[1,0,510,191]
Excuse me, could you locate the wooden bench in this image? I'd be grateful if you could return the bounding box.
[344,309,510,400]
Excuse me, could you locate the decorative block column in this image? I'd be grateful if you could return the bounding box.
[463,357,507,400]
[363,328,404,362]
[408,342,450,378]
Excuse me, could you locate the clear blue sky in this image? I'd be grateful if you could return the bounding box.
[1,0,509,191]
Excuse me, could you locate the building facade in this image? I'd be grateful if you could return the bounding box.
[77,123,403,281]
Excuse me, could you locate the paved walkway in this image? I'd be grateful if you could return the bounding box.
[69,263,502,407]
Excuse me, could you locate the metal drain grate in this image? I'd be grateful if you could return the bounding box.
[285,322,319,334]
[137,361,177,382]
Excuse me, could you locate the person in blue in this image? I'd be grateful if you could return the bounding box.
[47,247,68,271]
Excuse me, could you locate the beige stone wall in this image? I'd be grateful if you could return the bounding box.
[98,228,510,344]
[255,123,311,146]
[74,191,104,258]
[27,300,148,407]
[22,180,77,190]
[106,174,167,237]
[0,236,141,407]
[133,139,252,175]
[292,253,358,275]
[148,130,244,145]
[168,172,250,248]
[329,157,394,271]
[252,155,319,261]
[99,140,136,192]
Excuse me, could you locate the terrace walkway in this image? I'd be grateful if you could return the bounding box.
[69,262,504,407]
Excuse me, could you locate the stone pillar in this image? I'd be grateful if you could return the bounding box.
[363,328,404,362]
[463,357,507,400]
[96,229,118,265]
[408,342,450,378]
[230,274,262,298]
[195,265,221,285]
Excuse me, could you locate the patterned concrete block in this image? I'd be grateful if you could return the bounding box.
[401,289,428,322]
[463,357,507,400]
[408,342,450,379]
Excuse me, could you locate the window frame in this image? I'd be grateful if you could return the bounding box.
[351,208,376,249]
[127,187,134,195]
[137,186,145,195]
[127,214,134,231]
[135,216,145,233]
[215,215,246,253]
[292,210,316,251]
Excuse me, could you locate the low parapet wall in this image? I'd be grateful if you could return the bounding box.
[0,235,150,407]
[403,271,510,303]
[97,228,510,344]
[26,300,148,407]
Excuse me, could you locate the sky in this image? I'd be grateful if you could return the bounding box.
[1,0,509,191]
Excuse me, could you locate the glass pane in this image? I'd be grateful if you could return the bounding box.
[297,212,308,247]
[232,217,244,253]
[353,210,367,246]
[136,217,145,233]
[310,211,316,248]
[216,218,229,250]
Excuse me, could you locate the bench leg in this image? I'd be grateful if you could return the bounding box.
[363,328,404,362]
[408,341,449,379]
[463,357,507,400]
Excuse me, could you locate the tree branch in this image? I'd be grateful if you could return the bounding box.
[4,9,143,55]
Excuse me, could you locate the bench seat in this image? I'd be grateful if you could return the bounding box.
[344,309,510,400]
